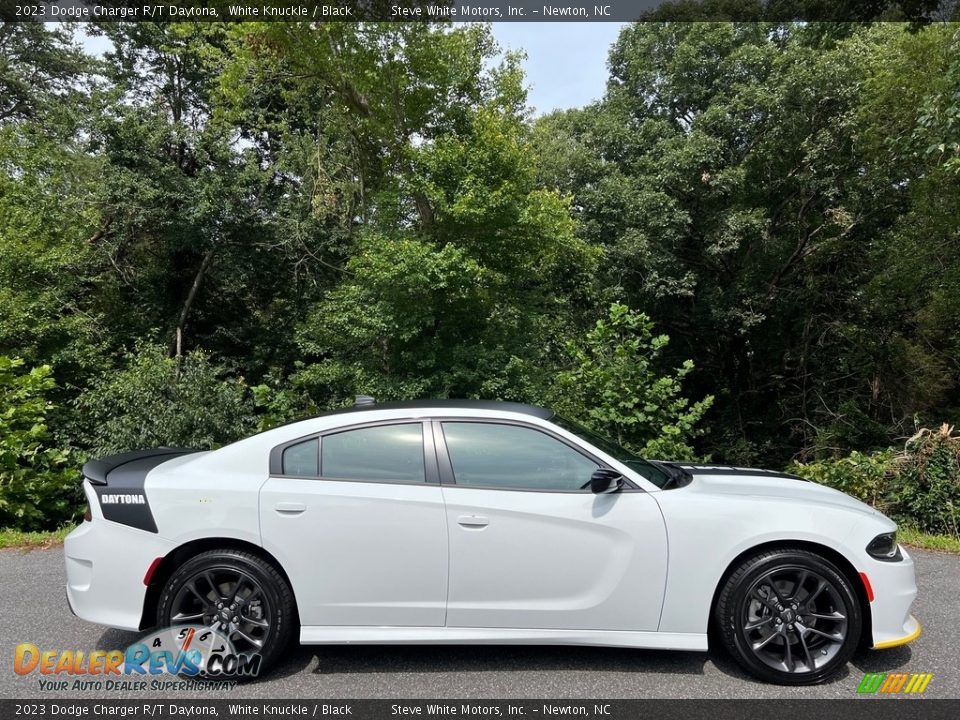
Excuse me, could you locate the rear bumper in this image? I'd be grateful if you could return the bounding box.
[866,545,920,650]
[64,519,175,632]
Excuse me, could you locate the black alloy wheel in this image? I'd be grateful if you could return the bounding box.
[157,549,295,674]
[715,548,862,685]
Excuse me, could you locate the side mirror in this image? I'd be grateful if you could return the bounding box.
[589,468,623,494]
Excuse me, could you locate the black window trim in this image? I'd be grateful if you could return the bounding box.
[432,418,640,494]
[269,418,439,485]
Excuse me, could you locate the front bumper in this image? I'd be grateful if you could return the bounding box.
[64,519,175,631]
[873,614,921,650]
[865,545,920,650]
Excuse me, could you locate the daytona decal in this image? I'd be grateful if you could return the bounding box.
[83,448,199,534]
[100,493,146,505]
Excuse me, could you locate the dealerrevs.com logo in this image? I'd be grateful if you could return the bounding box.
[14,626,261,691]
[856,672,933,695]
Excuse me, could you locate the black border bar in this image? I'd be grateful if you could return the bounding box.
[3,699,960,719]
[2,0,958,23]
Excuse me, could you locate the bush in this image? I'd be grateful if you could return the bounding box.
[789,424,960,538]
[0,356,82,531]
[550,304,713,461]
[76,344,257,455]
[787,449,898,515]
[897,425,960,537]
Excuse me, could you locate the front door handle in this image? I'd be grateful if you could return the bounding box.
[457,514,489,528]
[274,501,306,515]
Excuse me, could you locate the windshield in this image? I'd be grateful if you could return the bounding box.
[551,416,669,488]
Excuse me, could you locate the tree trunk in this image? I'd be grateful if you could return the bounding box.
[169,249,215,358]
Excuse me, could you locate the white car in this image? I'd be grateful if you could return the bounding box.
[65,399,920,684]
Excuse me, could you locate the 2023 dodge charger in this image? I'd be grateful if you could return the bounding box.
[64,399,920,684]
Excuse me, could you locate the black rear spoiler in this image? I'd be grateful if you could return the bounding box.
[82,448,200,534]
[82,448,198,485]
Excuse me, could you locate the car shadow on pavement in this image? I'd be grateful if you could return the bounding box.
[93,628,895,687]
[95,627,143,650]
[93,627,317,687]
[300,645,712,677]
[289,644,854,686]
[850,646,913,672]
[247,644,727,684]
[706,644,854,686]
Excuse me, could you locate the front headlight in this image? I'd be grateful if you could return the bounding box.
[866,531,902,561]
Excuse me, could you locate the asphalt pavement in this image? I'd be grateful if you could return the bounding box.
[1,546,957,699]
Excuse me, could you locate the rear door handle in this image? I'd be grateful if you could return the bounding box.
[457,514,489,528]
[274,502,306,515]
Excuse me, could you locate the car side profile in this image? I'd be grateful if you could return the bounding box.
[64,399,920,685]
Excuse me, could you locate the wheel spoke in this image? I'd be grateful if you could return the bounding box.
[172,611,206,623]
[797,628,816,670]
[227,574,246,600]
[231,627,264,650]
[752,631,781,651]
[750,589,779,612]
[807,610,845,621]
[766,581,787,604]
[804,626,844,644]
[783,634,795,672]
[746,617,774,631]
[186,581,208,605]
[204,572,222,601]
[806,579,827,604]
[790,571,809,601]
[242,615,270,628]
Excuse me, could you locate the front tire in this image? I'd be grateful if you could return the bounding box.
[715,548,862,685]
[157,549,296,675]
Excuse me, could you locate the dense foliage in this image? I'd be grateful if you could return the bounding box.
[0,357,81,531]
[1,21,958,530]
[790,425,960,538]
[551,304,713,461]
[536,23,960,464]
[75,344,257,456]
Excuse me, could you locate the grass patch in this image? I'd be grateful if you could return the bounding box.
[0,525,75,550]
[899,526,960,554]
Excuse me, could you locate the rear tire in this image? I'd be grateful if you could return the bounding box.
[714,548,861,685]
[157,549,295,676]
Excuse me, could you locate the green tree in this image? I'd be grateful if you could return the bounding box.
[852,25,960,433]
[75,344,256,456]
[0,22,88,123]
[293,103,597,405]
[552,304,713,461]
[226,23,598,407]
[535,22,960,463]
[0,357,80,531]
[0,23,104,397]
[86,24,310,376]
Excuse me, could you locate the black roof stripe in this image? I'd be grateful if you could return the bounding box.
[679,464,806,481]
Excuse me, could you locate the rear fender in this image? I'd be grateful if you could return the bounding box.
[83,448,199,533]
